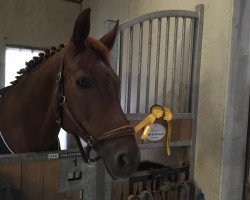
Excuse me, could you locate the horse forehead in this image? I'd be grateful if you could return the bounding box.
[86,37,109,62]
[92,61,120,85]
[76,46,107,66]
[71,51,119,84]
[93,61,120,84]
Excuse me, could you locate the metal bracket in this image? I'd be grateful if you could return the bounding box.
[59,157,85,192]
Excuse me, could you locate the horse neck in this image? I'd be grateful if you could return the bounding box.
[0,52,63,153]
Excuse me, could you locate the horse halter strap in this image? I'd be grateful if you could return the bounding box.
[56,51,135,164]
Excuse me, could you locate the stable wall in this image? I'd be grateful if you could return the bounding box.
[0,0,82,88]
[0,1,248,199]
[82,1,238,200]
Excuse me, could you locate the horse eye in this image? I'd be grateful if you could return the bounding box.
[76,78,91,89]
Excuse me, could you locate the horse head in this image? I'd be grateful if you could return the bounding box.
[59,9,140,179]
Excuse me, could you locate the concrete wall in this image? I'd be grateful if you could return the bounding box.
[0,0,81,88]
[81,1,249,200]
[0,1,248,199]
[82,0,129,38]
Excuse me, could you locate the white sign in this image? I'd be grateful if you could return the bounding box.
[48,153,59,159]
[147,124,166,141]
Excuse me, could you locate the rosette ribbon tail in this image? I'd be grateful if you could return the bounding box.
[164,108,173,156]
[166,120,172,156]
[134,113,157,141]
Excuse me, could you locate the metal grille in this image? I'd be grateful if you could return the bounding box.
[110,9,203,119]
[109,5,204,179]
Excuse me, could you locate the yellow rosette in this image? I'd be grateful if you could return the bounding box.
[134,105,164,141]
[134,105,173,156]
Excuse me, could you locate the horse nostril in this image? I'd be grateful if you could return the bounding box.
[116,153,130,167]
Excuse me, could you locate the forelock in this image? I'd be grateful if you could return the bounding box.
[85,37,110,63]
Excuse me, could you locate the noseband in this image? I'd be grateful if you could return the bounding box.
[55,51,134,165]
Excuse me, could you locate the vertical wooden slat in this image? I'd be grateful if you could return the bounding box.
[112,180,123,200]
[122,179,129,199]
[0,163,22,191]
[22,161,44,200]
[44,160,65,200]
[179,120,192,141]
[171,120,181,141]
[111,179,129,200]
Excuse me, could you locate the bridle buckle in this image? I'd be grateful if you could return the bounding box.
[56,118,61,124]
[59,96,66,104]
[87,136,95,147]
[88,160,95,168]
[56,72,62,83]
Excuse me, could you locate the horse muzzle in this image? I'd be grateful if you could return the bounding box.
[98,128,140,179]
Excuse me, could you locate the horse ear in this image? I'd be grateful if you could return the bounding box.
[100,21,119,50]
[72,8,91,50]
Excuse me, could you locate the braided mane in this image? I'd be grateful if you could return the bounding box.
[9,44,66,86]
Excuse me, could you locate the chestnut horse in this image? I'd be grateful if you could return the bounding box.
[0,9,140,179]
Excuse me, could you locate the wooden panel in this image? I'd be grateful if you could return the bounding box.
[112,179,128,200]
[131,119,192,143]
[179,120,192,140]
[171,120,181,141]
[21,161,44,200]
[168,190,178,200]
[138,148,188,170]
[0,163,22,191]
[44,160,65,200]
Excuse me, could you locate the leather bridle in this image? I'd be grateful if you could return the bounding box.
[55,50,134,165]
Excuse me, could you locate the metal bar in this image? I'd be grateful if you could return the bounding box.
[138,140,191,149]
[118,31,125,110]
[170,17,179,111]
[145,20,153,112]
[0,150,81,163]
[187,19,195,113]
[127,26,134,113]
[154,18,162,104]
[136,23,143,113]
[189,4,204,180]
[96,161,106,200]
[105,20,119,74]
[178,17,186,113]
[119,10,198,31]
[125,113,193,121]
[163,17,170,107]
